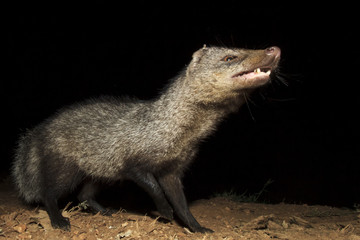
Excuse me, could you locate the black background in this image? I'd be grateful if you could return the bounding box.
[4,4,359,208]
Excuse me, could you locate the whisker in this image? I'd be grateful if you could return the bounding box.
[275,73,289,86]
[266,97,297,102]
[275,66,303,84]
[243,92,256,122]
[259,92,267,101]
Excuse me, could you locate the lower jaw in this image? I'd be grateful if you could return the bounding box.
[233,74,271,88]
[248,75,271,86]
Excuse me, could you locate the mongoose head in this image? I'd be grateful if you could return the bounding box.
[185,46,281,103]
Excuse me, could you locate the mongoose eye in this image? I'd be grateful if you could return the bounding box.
[222,55,238,62]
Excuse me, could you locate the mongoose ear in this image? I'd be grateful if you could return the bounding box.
[192,45,207,62]
[187,45,207,75]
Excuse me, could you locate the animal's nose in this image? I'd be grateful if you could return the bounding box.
[265,46,281,57]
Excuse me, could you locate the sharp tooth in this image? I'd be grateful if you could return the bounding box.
[254,68,261,73]
[266,70,271,75]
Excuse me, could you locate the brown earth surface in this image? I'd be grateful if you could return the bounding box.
[1,179,359,240]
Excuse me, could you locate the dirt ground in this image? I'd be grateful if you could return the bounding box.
[1,179,359,240]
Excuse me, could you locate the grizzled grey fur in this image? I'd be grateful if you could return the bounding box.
[12,46,280,232]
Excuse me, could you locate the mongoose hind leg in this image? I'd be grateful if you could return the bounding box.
[77,181,111,215]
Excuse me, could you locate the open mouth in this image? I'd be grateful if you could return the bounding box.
[230,66,274,87]
[232,67,272,79]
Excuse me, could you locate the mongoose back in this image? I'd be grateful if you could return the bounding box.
[12,45,281,232]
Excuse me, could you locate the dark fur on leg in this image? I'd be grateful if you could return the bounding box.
[157,173,213,233]
[129,170,174,221]
[77,181,112,215]
[44,195,71,231]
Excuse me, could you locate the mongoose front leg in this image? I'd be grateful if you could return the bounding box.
[129,171,174,220]
[157,173,213,233]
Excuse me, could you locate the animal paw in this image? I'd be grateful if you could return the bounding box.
[51,217,71,231]
[158,207,174,221]
[191,225,214,233]
[100,208,117,216]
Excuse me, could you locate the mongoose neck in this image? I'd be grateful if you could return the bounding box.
[151,72,244,137]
